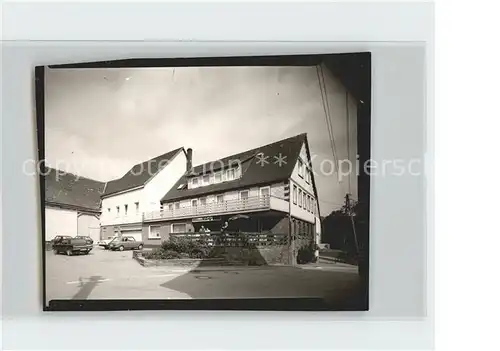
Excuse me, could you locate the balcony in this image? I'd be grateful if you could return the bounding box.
[144,196,275,222]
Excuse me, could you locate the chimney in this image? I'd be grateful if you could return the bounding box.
[186,148,193,173]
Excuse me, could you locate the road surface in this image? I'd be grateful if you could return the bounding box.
[45,247,362,306]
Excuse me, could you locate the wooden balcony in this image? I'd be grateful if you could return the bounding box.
[144,196,273,222]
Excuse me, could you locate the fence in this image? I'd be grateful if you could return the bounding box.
[169,231,288,247]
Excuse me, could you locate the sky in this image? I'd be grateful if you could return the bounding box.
[45,66,357,216]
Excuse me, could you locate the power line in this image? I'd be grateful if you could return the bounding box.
[346,91,351,194]
[316,64,340,182]
[316,67,335,161]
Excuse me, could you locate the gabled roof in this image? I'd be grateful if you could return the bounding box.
[103,147,184,197]
[160,133,308,203]
[45,167,106,212]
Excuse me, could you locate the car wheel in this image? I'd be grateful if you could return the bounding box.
[66,249,73,256]
[53,249,58,255]
[84,250,90,255]
[138,244,143,250]
[119,246,124,251]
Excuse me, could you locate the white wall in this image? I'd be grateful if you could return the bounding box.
[77,213,100,242]
[289,142,317,224]
[290,143,316,195]
[45,206,77,240]
[101,150,187,225]
[101,188,143,225]
[144,151,187,210]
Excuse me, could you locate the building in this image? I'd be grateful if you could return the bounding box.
[142,133,321,250]
[100,147,187,241]
[44,167,105,243]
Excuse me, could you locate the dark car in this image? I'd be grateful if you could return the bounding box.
[52,235,72,244]
[108,236,144,251]
[75,236,94,245]
[52,237,93,256]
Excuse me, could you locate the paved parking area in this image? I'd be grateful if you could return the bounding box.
[45,246,361,305]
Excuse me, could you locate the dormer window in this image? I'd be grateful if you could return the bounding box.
[203,174,210,185]
[215,172,222,183]
[226,168,235,181]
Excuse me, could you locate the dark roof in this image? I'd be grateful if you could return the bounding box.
[103,147,184,197]
[160,134,308,203]
[45,167,106,212]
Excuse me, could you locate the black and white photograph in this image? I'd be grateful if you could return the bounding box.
[36,54,371,311]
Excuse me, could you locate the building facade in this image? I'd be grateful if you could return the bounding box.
[100,147,187,241]
[142,134,321,252]
[44,167,105,243]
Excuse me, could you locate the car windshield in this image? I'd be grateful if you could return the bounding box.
[110,237,119,243]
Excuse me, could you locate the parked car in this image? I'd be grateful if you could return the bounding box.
[108,236,143,251]
[75,236,94,245]
[52,235,72,244]
[98,236,118,249]
[52,237,93,256]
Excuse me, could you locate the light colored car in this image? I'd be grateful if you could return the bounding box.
[108,236,144,251]
[98,236,118,249]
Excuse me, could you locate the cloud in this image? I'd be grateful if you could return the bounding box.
[45,65,357,216]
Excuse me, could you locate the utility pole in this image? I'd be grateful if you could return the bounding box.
[345,193,359,255]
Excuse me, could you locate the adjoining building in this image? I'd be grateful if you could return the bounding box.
[142,133,321,252]
[99,147,187,241]
[44,167,105,243]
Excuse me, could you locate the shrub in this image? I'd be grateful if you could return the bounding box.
[158,237,213,259]
[297,242,316,264]
[143,249,182,260]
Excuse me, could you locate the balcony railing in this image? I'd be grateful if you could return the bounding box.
[144,196,271,221]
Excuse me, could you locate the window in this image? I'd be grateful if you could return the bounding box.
[172,223,187,233]
[216,194,224,203]
[192,177,198,186]
[215,172,222,183]
[203,174,210,185]
[298,159,304,178]
[307,196,311,212]
[192,199,198,207]
[234,166,241,179]
[149,225,161,239]
[200,197,207,206]
[240,190,249,200]
[305,170,310,183]
[293,185,298,204]
[175,202,180,209]
[177,183,186,190]
[107,208,111,213]
[298,189,303,207]
[116,206,120,215]
[226,168,235,181]
[135,202,139,214]
[124,204,128,215]
[168,204,173,211]
[303,192,306,210]
[260,186,270,198]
